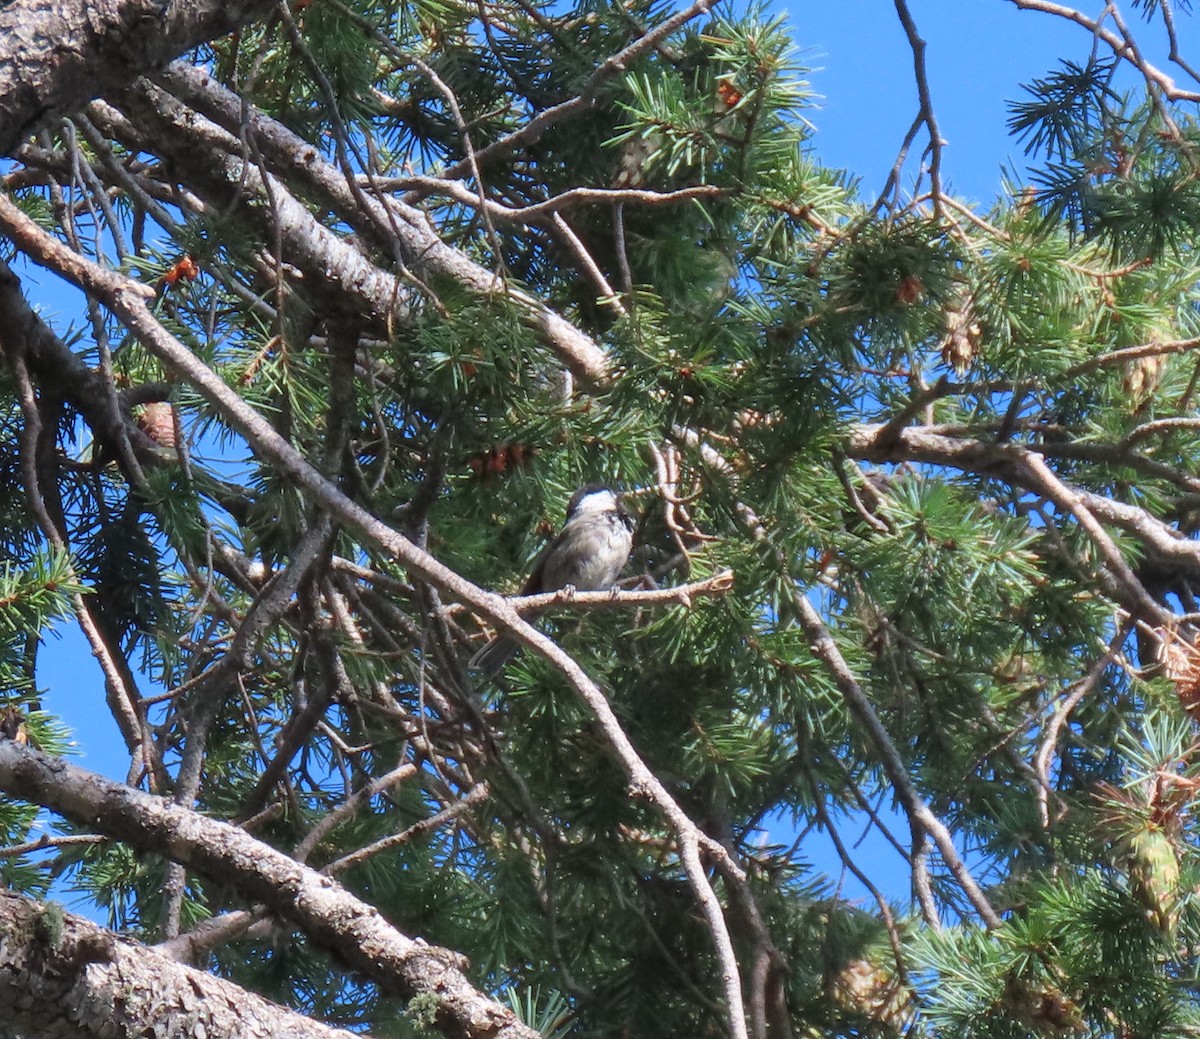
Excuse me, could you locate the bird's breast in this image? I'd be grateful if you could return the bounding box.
[541,512,633,591]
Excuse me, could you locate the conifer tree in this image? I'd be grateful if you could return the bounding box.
[2,1,1200,1037]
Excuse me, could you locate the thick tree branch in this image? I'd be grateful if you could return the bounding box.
[141,65,615,387]
[0,888,367,1039]
[88,93,420,332]
[0,0,271,156]
[0,740,538,1039]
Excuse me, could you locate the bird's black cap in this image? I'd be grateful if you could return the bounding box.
[566,483,618,516]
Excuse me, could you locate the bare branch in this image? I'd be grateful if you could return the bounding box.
[1034,632,1125,829]
[1004,0,1200,102]
[495,570,735,614]
[892,0,945,213]
[324,783,489,875]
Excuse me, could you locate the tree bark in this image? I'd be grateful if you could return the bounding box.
[0,888,369,1039]
[0,0,272,156]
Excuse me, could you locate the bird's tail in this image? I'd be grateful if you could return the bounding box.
[469,633,520,678]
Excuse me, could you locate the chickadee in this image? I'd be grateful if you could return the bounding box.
[471,485,635,677]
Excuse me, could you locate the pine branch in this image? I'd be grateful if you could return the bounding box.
[0,739,540,1039]
[149,64,614,387]
[0,187,754,1039]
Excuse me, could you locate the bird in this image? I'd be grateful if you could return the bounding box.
[471,485,635,677]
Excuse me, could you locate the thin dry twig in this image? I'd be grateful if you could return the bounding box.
[324,783,489,875]
[892,0,944,214]
[0,832,106,857]
[294,763,419,863]
[497,570,734,613]
[1157,0,1200,87]
[549,211,626,315]
[1004,0,1200,102]
[1033,631,1125,828]
[1064,335,1200,378]
[6,351,146,767]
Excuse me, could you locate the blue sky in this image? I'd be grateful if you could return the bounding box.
[31,0,1193,910]
[790,0,1152,203]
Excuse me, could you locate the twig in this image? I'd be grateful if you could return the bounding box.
[1158,0,1200,88]
[1121,416,1200,450]
[324,783,489,875]
[404,49,507,273]
[1018,451,1164,622]
[830,452,890,534]
[892,0,944,214]
[1004,0,1200,102]
[872,375,952,448]
[7,351,145,765]
[1033,631,1124,828]
[294,762,419,863]
[487,183,726,220]
[365,172,724,223]
[871,111,925,215]
[801,754,907,976]
[1105,2,1185,141]
[0,832,106,857]
[910,830,941,928]
[495,570,734,613]
[549,211,626,316]
[1063,335,1200,379]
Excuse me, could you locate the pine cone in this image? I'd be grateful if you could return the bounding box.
[136,402,177,449]
[940,296,982,373]
[614,134,662,188]
[1122,353,1165,402]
